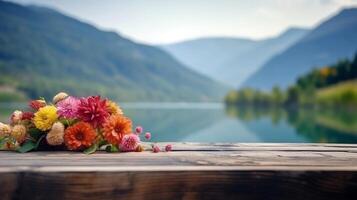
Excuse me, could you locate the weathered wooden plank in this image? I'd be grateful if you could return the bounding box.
[1,151,357,169]
[1,171,357,200]
[168,142,357,152]
[1,143,357,169]
[1,143,357,200]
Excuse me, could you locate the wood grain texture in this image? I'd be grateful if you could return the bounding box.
[1,143,357,200]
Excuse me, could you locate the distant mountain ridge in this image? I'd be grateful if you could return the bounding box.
[0,1,227,101]
[161,28,309,87]
[242,8,357,90]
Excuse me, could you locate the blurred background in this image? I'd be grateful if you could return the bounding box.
[0,0,356,143]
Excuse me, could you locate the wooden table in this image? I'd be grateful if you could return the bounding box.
[1,143,357,200]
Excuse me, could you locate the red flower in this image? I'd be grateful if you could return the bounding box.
[64,122,96,150]
[29,100,46,111]
[76,96,109,128]
[21,112,34,120]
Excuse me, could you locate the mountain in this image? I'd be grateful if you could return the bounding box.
[161,37,258,79]
[0,1,227,102]
[161,28,308,87]
[242,8,357,90]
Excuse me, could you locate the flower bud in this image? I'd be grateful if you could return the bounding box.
[165,144,172,152]
[145,132,151,140]
[53,92,69,104]
[152,145,160,153]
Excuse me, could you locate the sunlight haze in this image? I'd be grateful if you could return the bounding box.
[8,0,357,44]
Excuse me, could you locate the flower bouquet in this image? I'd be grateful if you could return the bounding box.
[0,92,172,154]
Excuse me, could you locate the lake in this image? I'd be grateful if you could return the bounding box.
[1,103,357,143]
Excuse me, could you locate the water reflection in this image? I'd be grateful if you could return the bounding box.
[226,105,357,143]
[0,103,356,143]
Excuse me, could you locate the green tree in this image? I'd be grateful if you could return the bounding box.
[271,86,284,104]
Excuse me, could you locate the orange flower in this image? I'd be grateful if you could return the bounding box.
[64,122,96,150]
[103,114,132,145]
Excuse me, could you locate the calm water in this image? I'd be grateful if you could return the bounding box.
[1,103,357,143]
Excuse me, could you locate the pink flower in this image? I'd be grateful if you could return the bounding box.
[76,96,109,128]
[135,126,143,134]
[57,96,80,119]
[145,132,151,140]
[165,144,172,152]
[119,133,140,152]
[152,145,160,153]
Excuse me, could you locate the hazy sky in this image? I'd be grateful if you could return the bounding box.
[9,0,357,44]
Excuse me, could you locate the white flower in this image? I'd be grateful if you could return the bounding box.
[53,92,69,104]
[10,110,23,124]
[46,122,65,146]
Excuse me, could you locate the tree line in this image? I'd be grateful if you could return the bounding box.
[225,54,357,108]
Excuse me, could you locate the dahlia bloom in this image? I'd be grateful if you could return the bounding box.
[119,133,140,152]
[53,92,69,104]
[33,106,58,131]
[0,122,11,137]
[29,100,46,111]
[77,96,109,128]
[10,110,23,124]
[57,96,80,119]
[11,124,27,144]
[106,100,123,115]
[64,122,96,150]
[103,114,132,145]
[46,122,65,146]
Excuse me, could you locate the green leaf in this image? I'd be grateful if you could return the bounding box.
[105,144,119,153]
[17,134,45,153]
[35,135,46,149]
[98,140,108,148]
[84,144,98,155]
[17,140,37,153]
[59,119,78,127]
[28,128,46,140]
[0,137,8,149]
[39,97,46,103]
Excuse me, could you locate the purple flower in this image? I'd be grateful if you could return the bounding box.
[152,145,160,153]
[145,132,151,140]
[135,126,143,134]
[165,144,172,152]
[57,96,80,119]
[119,133,140,152]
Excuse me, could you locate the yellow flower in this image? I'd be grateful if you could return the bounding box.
[106,100,123,115]
[33,106,58,131]
[11,124,27,144]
